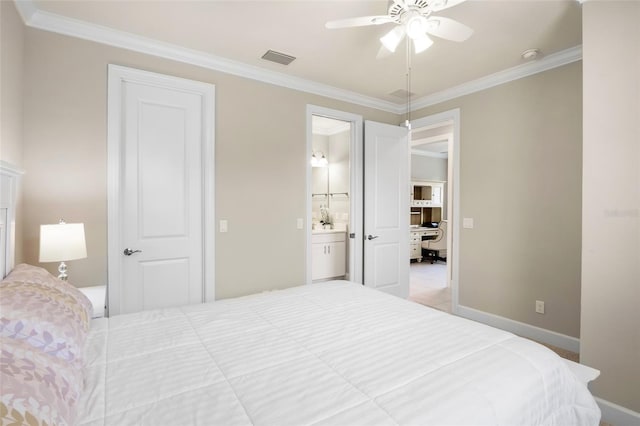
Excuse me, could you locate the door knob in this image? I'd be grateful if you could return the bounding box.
[367,235,379,240]
[123,248,142,256]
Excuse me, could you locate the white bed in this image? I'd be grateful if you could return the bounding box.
[76,280,600,425]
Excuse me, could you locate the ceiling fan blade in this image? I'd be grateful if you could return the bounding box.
[425,16,473,42]
[325,15,394,29]
[429,0,468,12]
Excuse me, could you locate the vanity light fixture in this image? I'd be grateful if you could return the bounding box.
[310,152,329,168]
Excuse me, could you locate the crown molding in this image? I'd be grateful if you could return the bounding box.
[313,125,351,136]
[411,150,448,159]
[14,1,403,114]
[312,117,351,136]
[14,0,582,116]
[0,161,25,177]
[410,45,583,111]
[13,0,37,23]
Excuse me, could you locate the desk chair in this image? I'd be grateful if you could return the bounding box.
[421,220,447,264]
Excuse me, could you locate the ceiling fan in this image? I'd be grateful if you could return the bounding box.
[325,0,473,56]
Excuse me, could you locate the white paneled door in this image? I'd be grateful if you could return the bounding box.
[108,65,214,315]
[364,121,410,298]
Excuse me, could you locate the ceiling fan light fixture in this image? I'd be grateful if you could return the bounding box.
[406,14,428,40]
[380,26,405,53]
[326,0,472,57]
[413,34,433,53]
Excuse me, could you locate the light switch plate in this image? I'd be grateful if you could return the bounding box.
[296,218,303,229]
[463,218,474,229]
[219,220,228,233]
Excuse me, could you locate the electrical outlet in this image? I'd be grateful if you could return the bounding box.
[535,300,545,314]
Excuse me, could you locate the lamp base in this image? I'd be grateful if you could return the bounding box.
[57,261,68,281]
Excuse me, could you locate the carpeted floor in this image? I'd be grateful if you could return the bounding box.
[409,261,450,312]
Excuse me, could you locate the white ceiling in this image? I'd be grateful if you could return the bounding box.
[29,0,582,109]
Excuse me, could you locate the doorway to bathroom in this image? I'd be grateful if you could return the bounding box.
[305,106,363,285]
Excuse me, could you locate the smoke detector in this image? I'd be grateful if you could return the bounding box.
[521,48,541,61]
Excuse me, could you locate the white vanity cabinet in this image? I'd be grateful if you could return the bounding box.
[312,231,346,281]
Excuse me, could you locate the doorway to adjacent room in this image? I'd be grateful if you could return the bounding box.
[408,110,459,313]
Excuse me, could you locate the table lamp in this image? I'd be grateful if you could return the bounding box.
[39,220,87,281]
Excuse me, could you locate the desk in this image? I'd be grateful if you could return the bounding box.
[410,227,438,262]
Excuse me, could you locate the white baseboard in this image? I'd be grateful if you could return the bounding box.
[456,305,580,353]
[596,397,640,426]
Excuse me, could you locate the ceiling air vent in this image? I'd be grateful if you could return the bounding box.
[261,50,296,66]
[389,89,415,99]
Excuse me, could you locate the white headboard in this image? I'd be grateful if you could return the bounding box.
[0,161,24,278]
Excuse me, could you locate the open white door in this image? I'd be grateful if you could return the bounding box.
[364,121,410,298]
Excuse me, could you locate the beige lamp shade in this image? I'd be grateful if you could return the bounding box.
[39,222,87,262]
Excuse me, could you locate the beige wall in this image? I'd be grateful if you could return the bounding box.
[0,1,23,166]
[0,1,25,264]
[581,0,640,412]
[20,28,396,297]
[413,62,583,338]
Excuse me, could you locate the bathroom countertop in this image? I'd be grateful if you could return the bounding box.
[312,228,346,234]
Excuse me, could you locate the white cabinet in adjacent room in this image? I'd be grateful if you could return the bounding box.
[410,180,446,227]
[312,231,346,281]
[411,181,444,208]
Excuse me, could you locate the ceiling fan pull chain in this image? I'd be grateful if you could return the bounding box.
[405,38,412,129]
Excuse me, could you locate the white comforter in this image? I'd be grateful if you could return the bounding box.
[78,281,600,425]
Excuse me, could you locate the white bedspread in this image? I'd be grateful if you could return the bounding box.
[78,281,600,425]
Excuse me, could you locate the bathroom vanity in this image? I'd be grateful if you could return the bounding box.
[311,230,346,281]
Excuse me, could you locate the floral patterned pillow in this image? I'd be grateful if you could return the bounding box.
[0,336,83,426]
[0,264,93,366]
[1,263,93,322]
[0,264,92,426]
